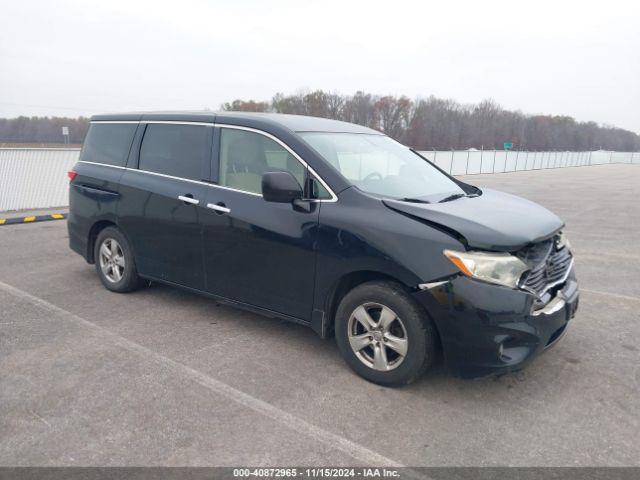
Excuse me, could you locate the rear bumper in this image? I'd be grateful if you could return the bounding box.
[413,267,579,379]
[67,210,91,262]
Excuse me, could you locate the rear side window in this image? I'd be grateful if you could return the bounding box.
[139,124,210,181]
[80,123,137,167]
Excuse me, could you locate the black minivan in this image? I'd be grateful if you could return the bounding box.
[68,111,579,386]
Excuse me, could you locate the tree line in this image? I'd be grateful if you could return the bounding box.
[0,116,89,145]
[222,91,640,151]
[1,91,638,151]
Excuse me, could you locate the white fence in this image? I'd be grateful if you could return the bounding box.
[0,148,638,212]
[0,148,80,211]
[417,150,638,176]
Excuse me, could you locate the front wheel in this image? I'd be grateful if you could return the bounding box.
[335,281,437,386]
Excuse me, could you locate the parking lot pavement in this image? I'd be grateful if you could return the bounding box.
[1,164,639,467]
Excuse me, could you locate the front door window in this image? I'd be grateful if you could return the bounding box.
[219,128,305,195]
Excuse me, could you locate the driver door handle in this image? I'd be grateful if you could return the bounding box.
[207,203,231,214]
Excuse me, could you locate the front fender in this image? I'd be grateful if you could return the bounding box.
[312,188,463,336]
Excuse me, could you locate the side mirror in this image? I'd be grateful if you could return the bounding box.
[262,171,303,203]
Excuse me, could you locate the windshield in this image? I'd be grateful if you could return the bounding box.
[299,133,464,200]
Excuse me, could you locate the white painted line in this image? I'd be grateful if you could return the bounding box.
[581,289,640,303]
[0,280,406,469]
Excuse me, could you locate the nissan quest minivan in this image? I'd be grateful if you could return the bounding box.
[68,111,579,386]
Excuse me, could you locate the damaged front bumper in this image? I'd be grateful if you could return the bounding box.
[413,266,579,378]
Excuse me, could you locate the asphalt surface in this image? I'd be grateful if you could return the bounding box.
[1,164,639,467]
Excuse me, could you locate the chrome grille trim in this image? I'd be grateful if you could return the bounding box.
[526,256,574,297]
[517,233,574,298]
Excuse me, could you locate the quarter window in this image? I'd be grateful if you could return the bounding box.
[80,123,137,167]
[219,128,305,195]
[310,175,332,200]
[139,124,210,181]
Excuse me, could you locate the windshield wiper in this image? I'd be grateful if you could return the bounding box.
[438,193,467,203]
[399,197,431,204]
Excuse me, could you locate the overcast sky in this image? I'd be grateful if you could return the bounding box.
[1,0,639,132]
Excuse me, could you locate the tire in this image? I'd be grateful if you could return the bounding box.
[335,280,437,386]
[94,226,143,293]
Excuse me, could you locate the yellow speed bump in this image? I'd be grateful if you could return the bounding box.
[0,213,67,226]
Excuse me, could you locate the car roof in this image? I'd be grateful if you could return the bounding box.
[90,111,381,135]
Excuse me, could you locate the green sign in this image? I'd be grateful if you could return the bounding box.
[503,142,513,150]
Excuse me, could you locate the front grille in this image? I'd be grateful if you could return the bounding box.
[518,236,573,297]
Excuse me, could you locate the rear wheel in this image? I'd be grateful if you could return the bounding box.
[94,226,142,293]
[335,281,436,386]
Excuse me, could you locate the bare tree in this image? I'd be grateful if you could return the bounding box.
[220,99,269,112]
[375,96,411,140]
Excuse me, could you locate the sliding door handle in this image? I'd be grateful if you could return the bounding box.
[178,195,200,205]
[207,203,231,214]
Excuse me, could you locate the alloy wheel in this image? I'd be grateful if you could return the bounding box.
[99,238,125,283]
[347,302,408,371]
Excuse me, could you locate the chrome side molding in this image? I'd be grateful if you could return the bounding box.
[418,280,449,290]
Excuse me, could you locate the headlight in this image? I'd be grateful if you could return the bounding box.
[443,249,529,288]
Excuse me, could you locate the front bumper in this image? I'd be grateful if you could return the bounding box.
[413,267,579,378]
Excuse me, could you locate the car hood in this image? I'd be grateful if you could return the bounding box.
[382,188,564,251]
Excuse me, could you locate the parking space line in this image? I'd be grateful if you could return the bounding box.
[581,288,640,303]
[0,279,406,469]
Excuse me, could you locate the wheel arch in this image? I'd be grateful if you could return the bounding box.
[319,269,443,356]
[87,219,137,265]
[86,220,117,263]
[322,270,413,337]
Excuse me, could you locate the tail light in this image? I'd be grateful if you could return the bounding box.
[67,170,78,182]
